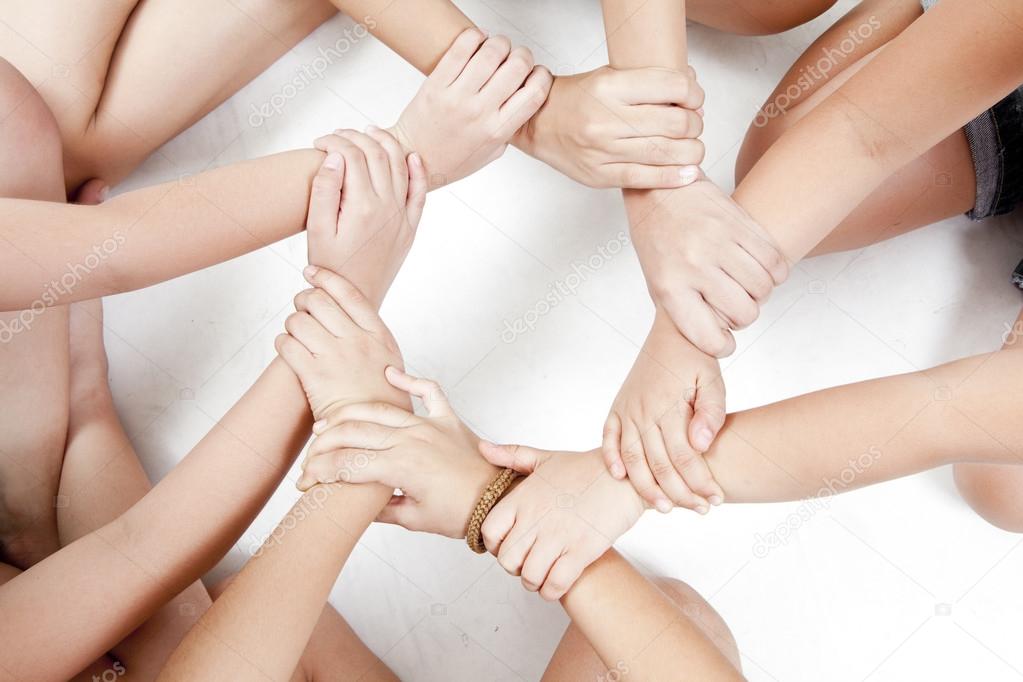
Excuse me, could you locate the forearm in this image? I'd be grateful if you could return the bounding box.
[707,348,1023,502]
[601,0,687,70]
[331,0,473,74]
[0,359,311,680]
[561,549,740,681]
[735,0,1023,261]
[158,482,391,681]
[0,149,324,311]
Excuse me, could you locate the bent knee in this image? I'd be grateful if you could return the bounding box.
[0,58,64,199]
[955,464,1023,533]
[651,577,741,669]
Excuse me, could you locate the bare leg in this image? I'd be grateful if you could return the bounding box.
[688,0,839,35]
[207,575,397,682]
[541,577,740,681]
[736,0,976,255]
[0,58,70,570]
[0,0,335,192]
[953,307,1023,532]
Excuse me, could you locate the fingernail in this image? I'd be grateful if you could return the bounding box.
[609,462,625,479]
[312,419,326,434]
[693,427,714,451]
[97,185,109,202]
[695,504,709,515]
[655,498,673,514]
[708,495,723,506]
[679,166,700,186]
[323,152,342,170]
[303,265,319,279]
[409,152,422,167]
[696,107,705,117]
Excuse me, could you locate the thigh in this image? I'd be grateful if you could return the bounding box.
[541,577,741,681]
[687,0,839,35]
[0,58,71,569]
[63,0,337,188]
[736,0,976,255]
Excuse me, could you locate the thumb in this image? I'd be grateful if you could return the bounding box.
[478,440,547,474]
[376,494,418,528]
[688,376,726,453]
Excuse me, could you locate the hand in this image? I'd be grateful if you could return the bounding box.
[295,368,501,539]
[382,28,552,188]
[275,266,407,421]
[477,444,646,601]
[604,311,726,513]
[512,66,705,189]
[627,179,789,358]
[308,128,427,307]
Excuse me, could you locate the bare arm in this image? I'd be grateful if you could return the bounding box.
[0,149,324,311]
[735,0,1023,260]
[562,550,741,682]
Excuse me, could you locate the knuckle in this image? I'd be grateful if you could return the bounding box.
[283,312,303,334]
[649,459,675,478]
[620,449,645,468]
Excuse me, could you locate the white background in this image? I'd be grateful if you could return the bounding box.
[106,1,1023,679]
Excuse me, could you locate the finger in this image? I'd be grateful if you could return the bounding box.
[496,526,535,577]
[274,332,314,376]
[481,499,515,555]
[376,494,417,527]
[614,67,705,109]
[736,227,790,287]
[283,311,336,355]
[600,162,702,190]
[620,105,704,139]
[658,412,712,514]
[316,134,370,200]
[404,152,428,227]
[307,420,400,458]
[302,267,387,334]
[481,44,533,105]
[384,366,453,417]
[641,424,701,511]
[613,137,705,167]
[497,65,553,139]
[701,269,760,331]
[688,382,727,506]
[520,539,562,593]
[477,440,545,473]
[312,401,418,435]
[720,244,776,305]
[307,152,344,237]
[601,412,626,479]
[659,289,736,358]
[364,125,409,201]
[457,35,512,92]
[539,552,587,601]
[298,447,402,490]
[430,28,486,86]
[293,287,357,338]
[336,130,391,197]
[620,419,672,512]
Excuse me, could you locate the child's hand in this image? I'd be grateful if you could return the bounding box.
[307,128,427,308]
[275,266,407,422]
[513,66,705,189]
[629,179,789,358]
[295,368,501,539]
[476,444,645,601]
[604,311,726,514]
[378,28,552,188]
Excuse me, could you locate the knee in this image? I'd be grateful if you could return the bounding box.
[650,577,741,668]
[954,464,1023,533]
[0,58,64,198]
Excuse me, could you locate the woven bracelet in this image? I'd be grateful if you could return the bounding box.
[466,468,518,554]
